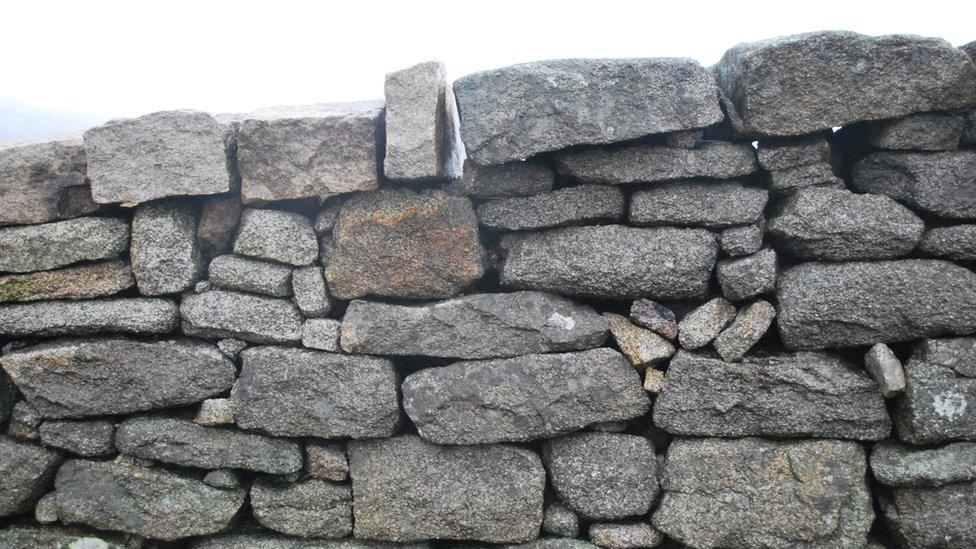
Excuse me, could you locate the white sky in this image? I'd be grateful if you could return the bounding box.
[3,0,975,119]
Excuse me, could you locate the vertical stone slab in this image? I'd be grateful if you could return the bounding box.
[130,200,202,295]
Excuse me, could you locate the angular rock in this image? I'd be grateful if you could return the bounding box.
[894,337,976,444]
[238,102,382,202]
[292,266,331,317]
[450,159,553,198]
[644,368,665,394]
[767,187,924,260]
[919,224,976,260]
[851,151,976,219]
[192,533,433,548]
[306,441,348,482]
[116,415,303,474]
[653,437,874,548]
[54,459,244,540]
[232,346,398,438]
[766,162,844,195]
[7,400,42,440]
[402,348,650,444]
[301,318,341,351]
[384,60,464,181]
[477,184,624,231]
[715,31,976,136]
[195,398,235,426]
[251,478,352,538]
[0,435,61,516]
[589,522,664,549]
[676,297,736,350]
[34,492,58,523]
[216,338,247,359]
[313,196,346,233]
[234,208,318,266]
[0,297,178,337]
[39,419,115,457]
[864,343,906,398]
[131,199,202,295]
[756,133,832,170]
[0,526,137,549]
[543,432,658,520]
[197,194,241,256]
[85,110,230,205]
[863,112,964,151]
[712,300,776,361]
[629,299,677,340]
[181,290,303,344]
[0,216,129,273]
[499,225,718,300]
[325,188,485,299]
[630,180,767,228]
[555,142,757,184]
[542,503,579,538]
[603,313,675,368]
[716,248,776,302]
[209,254,293,297]
[653,350,891,439]
[872,440,976,487]
[720,221,764,257]
[777,260,976,349]
[349,435,545,542]
[203,469,242,490]
[879,482,976,548]
[0,259,133,303]
[0,135,91,226]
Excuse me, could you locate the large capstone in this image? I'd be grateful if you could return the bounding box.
[0,216,129,273]
[0,435,62,516]
[453,58,723,165]
[0,297,178,338]
[554,141,757,183]
[850,151,976,220]
[340,291,608,359]
[0,135,92,226]
[130,199,202,295]
[402,348,650,444]
[629,181,767,228]
[349,435,545,543]
[653,350,891,440]
[0,259,133,303]
[180,290,303,344]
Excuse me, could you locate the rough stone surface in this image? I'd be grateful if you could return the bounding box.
[476,184,624,231]
[39,419,115,457]
[766,162,844,195]
[384,61,464,181]
[0,337,234,418]
[653,437,874,548]
[542,503,579,538]
[864,343,906,398]
[85,110,230,204]
[341,291,608,359]
[712,300,776,361]
[454,58,724,165]
[543,432,658,520]
[555,142,757,184]
[325,188,485,299]
[0,526,136,549]
[863,113,964,151]
[715,31,976,136]
[234,208,318,266]
[629,299,677,340]
[851,151,976,219]
[0,135,91,226]
[197,194,241,256]
[603,313,675,367]
[195,398,235,426]
[306,441,348,482]
[644,368,665,394]
[301,318,342,351]
[871,440,976,487]
[767,187,924,260]
[0,216,129,273]
[0,370,14,424]
[0,435,62,516]
[34,492,58,523]
[0,297,178,338]
[231,346,399,438]
[192,533,433,548]
[209,254,292,297]
[451,159,553,198]
[349,435,545,543]
[292,266,331,317]
[54,459,244,540]
[314,197,346,233]
[238,102,382,202]
[776,260,976,349]
[756,133,831,170]
[879,482,976,548]
[499,225,718,300]
[720,221,764,257]
[131,200,202,295]
[654,350,891,439]
[0,259,134,303]
[894,337,976,444]
[589,522,664,549]
[181,290,303,344]
[203,469,242,490]
[919,225,976,260]
[630,180,767,228]
[251,478,352,539]
[716,248,776,302]
[402,348,650,444]
[676,297,736,350]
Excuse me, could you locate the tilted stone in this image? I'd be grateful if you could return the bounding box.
[0,526,136,549]
[756,132,832,170]
[384,60,464,181]
[871,440,976,487]
[476,184,624,231]
[603,313,675,367]
[712,300,776,361]
[450,159,553,198]
[231,346,399,438]
[402,348,650,444]
[653,350,891,440]
[629,299,678,340]
[325,188,485,299]
[453,58,723,165]
[234,208,318,266]
[84,110,230,205]
[0,259,133,303]
[237,102,382,202]
[349,435,545,543]
[251,478,352,539]
[864,343,906,398]
[0,216,129,273]
[0,337,235,418]
[719,221,764,257]
[862,112,964,151]
[39,419,115,457]
[115,415,303,474]
[196,194,241,257]
[291,266,331,317]
[851,151,976,219]
[555,141,757,184]
[209,254,293,297]
[340,291,608,359]
[716,248,776,302]
[676,297,736,350]
[54,459,245,540]
[499,225,717,300]
[776,260,976,349]
[0,297,178,338]
[0,435,61,516]
[629,180,767,228]
[653,437,874,548]
[131,199,202,295]
[919,225,976,260]
[0,134,92,226]
[879,482,976,548]
[181,290,303,344]
[715,31,976,136]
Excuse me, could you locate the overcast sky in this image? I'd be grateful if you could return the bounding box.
[4,0,975,119]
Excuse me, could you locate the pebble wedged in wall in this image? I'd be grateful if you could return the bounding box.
[1,30,975,549]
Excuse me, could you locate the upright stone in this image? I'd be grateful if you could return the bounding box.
[864,343,906,398]
[712,300,776,361]
[0,216,129,273]
[250,478,352,539]
[451,159,553,198]
[676,297,736,350]
[716,248,776,302]
[0,134,91,226]
[0,297,178,338]
[629,181,767,228]
[555,142,757,183]
[0,436,62,516]
[851,151,976,219]
[291,266,331,316]
[181,290,303,344]
[894,338,976,444]
[196,194,241,257]
[131,200,202,295]
[233,208,318,266]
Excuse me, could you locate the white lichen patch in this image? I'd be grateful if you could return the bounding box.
[932,392,968,421]
[547,312,576,330]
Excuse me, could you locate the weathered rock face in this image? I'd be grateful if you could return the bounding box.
[0,259,133,303]
[0,216,129,273]
[894,337,976,444]
[192,534,434,548]
[454,58,724,165]
[676,297,736,350]
[476,185,625,231]
[450,159,553,198]
[0,337,235,418]
[237,102,382,202]
[0,297,179,337]
[851,151,976,219]
[715,31,976,136]
[778,260,976,349]
[879,482,976,548]
[234,208,318,266]
[325,188,485,299]
[542,503,579,538]
[208,254,292,297]
[871,440,976,487]
[499,225,718,299]
[629,181,767,228]
[555,141,756,183]
[196,194,241,257]
[920,225,976,260]
[0,135,91,226]
[712,299,776,361]
[131,200,202,295]
[231,346,399,438]
[402,348,650,444]
[306,441,348,482]
[39,419,116,457]
[716,248,776,302]
[653,437,874,548]
[349,435,545,543]
[85,110,231,205]
[756,133,832,170]
[181,290,303,344]
[54,459,245,540]
[251,478,353,539]
[720,221,765,257]
[341,291,608,359]
[864,343,906,398]
[862,113,964,151]
[653,350,891,440]
[0,525,137,549]
[589,522,664,549]
[0,436,62,516]
[291,266,331,317]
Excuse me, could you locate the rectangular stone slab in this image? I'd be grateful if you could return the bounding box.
[0,297,178,338]
[554,141,757,183]
[0,135,91,226]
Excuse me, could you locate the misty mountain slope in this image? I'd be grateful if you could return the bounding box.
[0,98,103,141]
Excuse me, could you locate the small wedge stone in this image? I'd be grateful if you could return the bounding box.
[865,343,906,398]
[712,300,776,361]
[603,313,675,368]
[677,298,736,350]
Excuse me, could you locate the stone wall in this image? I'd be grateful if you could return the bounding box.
[1,31,976,548]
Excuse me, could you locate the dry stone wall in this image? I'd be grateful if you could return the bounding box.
[1,30,976,548]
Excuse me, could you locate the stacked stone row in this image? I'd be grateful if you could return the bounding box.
[0,31,975,548]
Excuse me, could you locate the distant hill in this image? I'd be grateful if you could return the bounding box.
[0,98,104,141]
